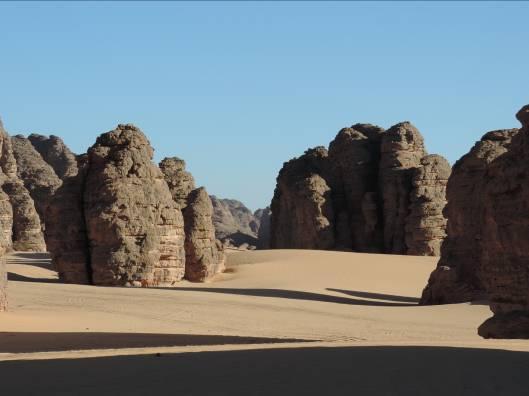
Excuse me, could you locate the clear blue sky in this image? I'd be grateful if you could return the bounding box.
[1,2,527,210]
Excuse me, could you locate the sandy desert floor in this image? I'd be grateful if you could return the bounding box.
[1,250,529,395]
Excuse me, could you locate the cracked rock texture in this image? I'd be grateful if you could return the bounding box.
[270,122,449,255]
[28,133,78,179]
[83,124,186,287]
[159,157,196,209]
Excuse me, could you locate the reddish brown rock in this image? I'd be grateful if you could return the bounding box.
[405,154,451,256]
[420,129,518,305]
[159,157,195,209]
[270,147,335,250]
[28,133,78,179]
[183,187,225,281]
[84,124,185,287]
[45,155,91,284]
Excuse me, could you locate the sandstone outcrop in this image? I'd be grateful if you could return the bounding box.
[405,154,450,256]
[420,129,518,305]
[183,187,225,281]
[2,181,46,252]
[159,157,195,209]
[270,122,449,255]
[210,196,260,248]
[83,125,186,287]
[11,135,62,219]
[28,134,78,179]
[45,155,90,284]
[270,147,335,250]
[0,250,6,311]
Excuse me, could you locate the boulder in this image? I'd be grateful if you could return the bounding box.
[83,124,185,287]
[28,134,78,179]
[183,187,225,281]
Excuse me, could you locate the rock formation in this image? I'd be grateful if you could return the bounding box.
[83,125,186,287]
[405,154,450,256]
[420,129,518,305]
[11,135,62,219]
[45,155,90,284]
[183,187,225,281]
[271,147,335,250]
[159,157,195,209]
[255,207,271,249]
[210,196,261,248]
[270,122,450,255]
[2,181,46,252]
[28,134,78,179]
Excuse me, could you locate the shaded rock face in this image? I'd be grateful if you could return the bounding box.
[159,157,195,209]
[45,155,90,284]
[255,207,271,249]
[28,134,78,179]
[183,187,225,281]
[11,135,62,219]
[420,129,518,305]
[2,181,46,252]
[271,147,335,250]
[270,122,449,255]
[84,125,185,287]
[210,196,260,248]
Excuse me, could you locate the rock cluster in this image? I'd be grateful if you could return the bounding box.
[28,134,78,180]
[159,157,196,209]
[270,122,450,255]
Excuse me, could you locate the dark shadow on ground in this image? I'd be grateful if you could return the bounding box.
[7,272,58,284]
[0,332,309,353]
[1,346,528,395]
[163,287,418,307]
[7,253,53,270]
[327,288,419,304]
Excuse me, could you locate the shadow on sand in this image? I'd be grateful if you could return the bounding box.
[7,272,59,284]
[0,332,308,354]
[326,288,420,304]
[165,287,418,307]
[1,345,528,395]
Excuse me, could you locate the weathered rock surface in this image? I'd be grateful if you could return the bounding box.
[84,124,185,287]
[183,187,225,281]
[45,155,90,284]
[11,135,62,219]
[210,196,260,248]
[159,157,195,209]
[2,181,46,252]
[420,129,518,305]
[270,147,335,250]
[270,122,449,255]
[405,154,450,256]
[28,134,78,179]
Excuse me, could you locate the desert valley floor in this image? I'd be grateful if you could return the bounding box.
[1,250,529,395]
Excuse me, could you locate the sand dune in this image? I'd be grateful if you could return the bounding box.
[1,250,529,394]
